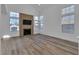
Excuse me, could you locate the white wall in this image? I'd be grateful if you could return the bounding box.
[0,4,38,38]
[76,5,79,43]
[0,4,1,55]
[0,4,3,39]
[40,4,78,43]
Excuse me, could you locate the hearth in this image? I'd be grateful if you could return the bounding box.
[23,29,31,35]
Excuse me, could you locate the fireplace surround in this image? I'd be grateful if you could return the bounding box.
[19,13,33,36]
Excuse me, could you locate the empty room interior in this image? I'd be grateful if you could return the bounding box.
[0,4,79,55]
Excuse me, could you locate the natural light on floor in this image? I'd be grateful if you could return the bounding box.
[2,35,11,39]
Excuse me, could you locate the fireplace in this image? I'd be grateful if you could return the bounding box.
[20,13,33,36]
[23,29,31,35]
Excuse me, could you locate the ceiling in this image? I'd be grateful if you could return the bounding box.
[1,4,61,15]
[1,4,52,15]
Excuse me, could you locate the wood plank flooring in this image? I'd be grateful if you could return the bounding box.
[1,34,78,55]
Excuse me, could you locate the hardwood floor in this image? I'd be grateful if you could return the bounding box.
[1,34,78,55]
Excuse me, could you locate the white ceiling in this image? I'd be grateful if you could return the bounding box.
[1,4,63,15]
[1,4,53,15]
[2,4,52,12]
[33,4,53,11]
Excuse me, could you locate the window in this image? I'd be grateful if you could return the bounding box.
[39,16,44,29]
[62,15,74,24]
[34,16,44,33]
[34,16,39,26]
[61,5,75,34]
[34,16,39,33]
[10,12,19,32]
[62,5,75,14]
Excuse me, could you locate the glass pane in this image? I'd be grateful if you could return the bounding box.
[10,18,19,25]
[62,5,75,14]
[62,15,74,24]
[34,21,38,24]
[70,5,75,13]
[69,15,74,24]
[40,16,43,20]
[10,12,19,17]
[67,7,70,14]
[10,12,19,32]
[62,16,68,24]
[10,25,18,32]
[35,24,38,26]
[34,16,39,21]
[40,24,43,28]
